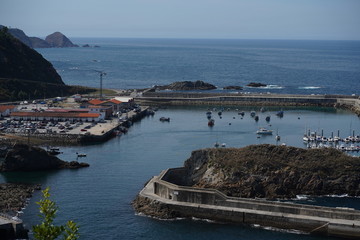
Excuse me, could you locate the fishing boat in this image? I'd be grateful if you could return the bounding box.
[47,147,61,155]
[159,117,170,122]
[276,111,284,117]
[208,119,215,127]
[256,128,273,135]
[76,152,87,157]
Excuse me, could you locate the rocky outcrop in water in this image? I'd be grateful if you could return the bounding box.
[182,144,360,199]
[157,81,216,91]
[247,82,267,88]
[45,32,78,48]
[0,143,89,171]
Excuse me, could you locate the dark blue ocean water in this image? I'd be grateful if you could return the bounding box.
[1,39,360,239]
[1,106,360,240]
[36,38,360,95]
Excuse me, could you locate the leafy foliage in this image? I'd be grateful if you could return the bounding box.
[32,187,80,240]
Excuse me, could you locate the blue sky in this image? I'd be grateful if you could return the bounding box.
[1,0,359,40]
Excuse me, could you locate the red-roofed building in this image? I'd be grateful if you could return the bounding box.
[88,99,106,105]
[0,105,17,117]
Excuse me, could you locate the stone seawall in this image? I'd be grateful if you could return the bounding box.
[134,169,360,239]
[135,92,360,115]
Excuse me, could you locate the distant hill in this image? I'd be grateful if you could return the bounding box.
[0,27,94,101]
[0,25,77,48]
[45,31,78,48]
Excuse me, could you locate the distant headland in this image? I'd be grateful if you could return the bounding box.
[0,25,78,48]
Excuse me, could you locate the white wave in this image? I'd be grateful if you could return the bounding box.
[251,224,308,235]
[69,67,79,70]
[295,195,309,200]
[191,217,215,223]
[298,86,321,90]
[263,84,284,89]
[325,194,349,198]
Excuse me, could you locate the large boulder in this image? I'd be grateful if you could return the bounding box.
[0,143,89,171]
[158,81,216,91]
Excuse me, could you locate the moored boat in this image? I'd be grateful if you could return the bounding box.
[256,128,273,135]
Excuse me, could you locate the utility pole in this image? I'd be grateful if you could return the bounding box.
[95,70,106,100]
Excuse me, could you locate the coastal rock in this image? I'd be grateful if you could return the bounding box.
[157,81,216,91]
[0,183,41,213]
[247,82,267,88]
[45,32,78,48]
[223,85,243,90]
[0,143,89,171]
[182,144,360,199]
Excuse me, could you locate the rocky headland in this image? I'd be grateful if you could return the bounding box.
[0,25,78,48]
[0,143,89,172]
[183,145,360,199]
[156,80,216,91]
[133,144,360,219]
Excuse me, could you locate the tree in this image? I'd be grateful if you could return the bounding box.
[32,187,80,240]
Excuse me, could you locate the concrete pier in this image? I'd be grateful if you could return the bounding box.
[0,214,27,239]
[138,169,360,239]
[135,92,360,115]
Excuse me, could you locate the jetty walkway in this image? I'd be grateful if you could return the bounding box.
[135,92,360,115]
[138,168,360,239]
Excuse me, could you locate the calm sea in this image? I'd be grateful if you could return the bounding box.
[1,39,360,239]
[36,38,360,95]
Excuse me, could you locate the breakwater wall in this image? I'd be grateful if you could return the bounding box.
[135,92,360,115]
[0,214,28,239]
[138,168,360,239]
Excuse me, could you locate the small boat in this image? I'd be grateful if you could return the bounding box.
[260,107,266,112]
[275,135,281,141]
[254,116,259,122]
[47,147,61,155]
[214,142,220,148]
[208,119,215,127]
[159,117,170,122]
[276,111,284,117]
[250,111,256,117]
[221,143,226,148]
[238,111,245,116]
[218,111,222,116]
[256,128,273,135]
[76,152,87,157]
[265,116,271,122]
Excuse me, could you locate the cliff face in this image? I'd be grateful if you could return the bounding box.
[0,28,64,85]
[45,32,78,48]
[183,145,360,199]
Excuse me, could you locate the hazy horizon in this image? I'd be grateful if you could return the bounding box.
[1,0,360,41]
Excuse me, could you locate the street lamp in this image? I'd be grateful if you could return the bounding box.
[95,70,106,99]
